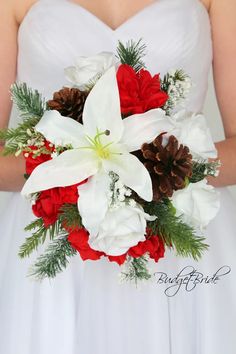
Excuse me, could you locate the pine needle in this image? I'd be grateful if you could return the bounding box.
[145,200,209,260]
[11,82,46,119]
[190,159,221,183]
[19,219,61,259]
[29,235,77,280]
[116,39,146,72]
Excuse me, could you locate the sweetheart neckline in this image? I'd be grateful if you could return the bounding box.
[65,0,160,32]
[20,0,209,34]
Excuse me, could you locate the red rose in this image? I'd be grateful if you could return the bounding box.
[24,141,54,175]
[58,185,79,204]
[107,253,127,265]
[32,188,62,227]
[128,240,150,258]
[128,231,165,263]
[146,236,165,262]
[117,64,169,115]
[32,184,79,227]
[68,228,104,261]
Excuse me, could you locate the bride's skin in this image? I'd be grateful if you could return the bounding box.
[0,0,236,191]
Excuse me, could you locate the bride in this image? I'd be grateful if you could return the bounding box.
[0,0,236,353]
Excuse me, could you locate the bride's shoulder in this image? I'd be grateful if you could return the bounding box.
[0,0,38,25]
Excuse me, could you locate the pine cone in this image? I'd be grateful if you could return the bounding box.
[47,87,87,123]
[140,134,193,201]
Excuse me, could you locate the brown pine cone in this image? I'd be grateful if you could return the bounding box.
[47,87,88,123]
[140,134,193,201]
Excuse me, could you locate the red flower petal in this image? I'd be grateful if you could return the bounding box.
[117,64,169,116]
[68,228,104,261]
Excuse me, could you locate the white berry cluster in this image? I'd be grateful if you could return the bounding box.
[108,172,135,208]
[163,69,192,114]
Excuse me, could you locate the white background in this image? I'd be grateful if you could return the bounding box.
[0,70,236,212]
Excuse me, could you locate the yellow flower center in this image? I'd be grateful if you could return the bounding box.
[85,129,113,159]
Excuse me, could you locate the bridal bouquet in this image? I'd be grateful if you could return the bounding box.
[0,40,221,282]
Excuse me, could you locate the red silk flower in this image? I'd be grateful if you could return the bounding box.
[32,184,79,227]
[128,232,165,263]
[67,228,164,265]
[107,254,127,265]
[68,228,127,264]
[24,141,54,175]
[117,64,169,115]
[68,228,104,261]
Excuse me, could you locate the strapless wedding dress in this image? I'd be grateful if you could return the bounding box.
[0,0,235,353]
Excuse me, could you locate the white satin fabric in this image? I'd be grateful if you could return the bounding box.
[0,1,235,353]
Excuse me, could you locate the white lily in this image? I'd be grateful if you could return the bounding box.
[21,67,174,235]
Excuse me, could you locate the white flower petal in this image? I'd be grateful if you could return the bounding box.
[21,149,99,196]
[103,153,153,201]
[121,108,175,152]
[82,67,124,142]
[64,66,80,86]
[88,204,147,256]
[170,110,217,159]
[77,172,110,237]
[35,110,85,148]
[171,179,220,229]
[65,52,116,89]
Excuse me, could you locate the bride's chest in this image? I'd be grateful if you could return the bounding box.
[17,0,212,113]
[19,0,211,69]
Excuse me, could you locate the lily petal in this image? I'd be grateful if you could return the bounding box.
[35,110,86,148]
[82,67,124,142]
[121,108,175,152]
[77,172,110,237]
[103,153,153,201]
[21,149,99,196]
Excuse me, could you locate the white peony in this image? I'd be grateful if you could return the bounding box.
[169,110,218,159]
[64,52,117,90]
[88,203,156,256]
[171,179,220,229]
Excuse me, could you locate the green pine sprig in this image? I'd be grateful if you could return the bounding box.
[58,203,82,230]
[19,218,61,259]
[11,82,46,119]
[0,83,47,156]
[116,39,146,72]
[145,200,209,260]
[161,69,191,115]
[190,159,221,183]
[29,235,77,280]
[121,255,152,284]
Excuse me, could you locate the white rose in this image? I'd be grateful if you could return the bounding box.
[171,179,220,229]
[64,52,117,90]
[169,110,217,159]
[88,203,156,256]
